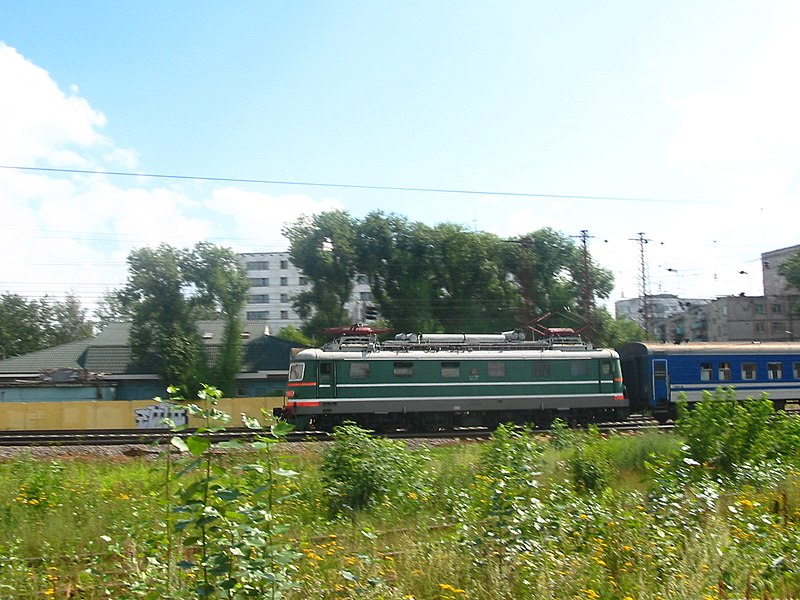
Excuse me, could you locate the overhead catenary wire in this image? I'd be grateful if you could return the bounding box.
[0,164,717,204]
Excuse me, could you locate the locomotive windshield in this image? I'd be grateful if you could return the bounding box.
[288,363,305,381]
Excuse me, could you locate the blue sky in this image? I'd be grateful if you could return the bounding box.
[2,1,799,317]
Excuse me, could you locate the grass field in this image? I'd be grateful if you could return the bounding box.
[3,387,800,599]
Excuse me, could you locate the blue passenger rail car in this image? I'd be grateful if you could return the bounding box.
[618,342,800,421]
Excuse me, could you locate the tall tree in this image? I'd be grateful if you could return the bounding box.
[355,213,441,332]
[119,244,205,395]
[184,242,250,397]
[427,223,521,332]
[509,228,613,326]
[284,211,360,334]
[0,293,93,359]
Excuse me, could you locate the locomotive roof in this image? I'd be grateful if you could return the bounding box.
[619,341,800,357]
[292,346,619,361]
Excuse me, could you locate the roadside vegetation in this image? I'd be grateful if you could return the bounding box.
[2,387,800,599]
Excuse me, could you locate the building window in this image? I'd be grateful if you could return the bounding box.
[393,361,413,377]
[280,277,288,286]
[280,259,289,269]
[755,304,765,315]
[755,322,765,333]
[247,310,269,320]
[773,321,785,333]
[349,362,370,379]
[718,362,731,381]
[768,362,783,380]
[280,293,289,303]
[249,294,269,304]
[772,303,783,314]
[248,277,269,287]
[441,362,460,378]
[246,261,269,271]
[299,276,308,285]
[488,362,506,377]
[742,362,757,380]
[700,362,713,381]
[280,310,289,319]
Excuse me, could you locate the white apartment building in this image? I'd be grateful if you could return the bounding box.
[239,252,374,331]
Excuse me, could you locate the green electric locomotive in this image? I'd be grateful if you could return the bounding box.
[278,327,626,431]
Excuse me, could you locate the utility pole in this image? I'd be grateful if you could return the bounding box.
[576,230,595,326]
[631,232,652,335]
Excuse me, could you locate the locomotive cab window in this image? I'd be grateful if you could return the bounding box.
[393,361,413,377]
[441,362,461,378]
[700,363,713,381]
[488,362,506,377]
[742,362,757,380]
[349,362,370,379]
[718,362,731,381]
[768,362,783,380]
[288,363,305,381]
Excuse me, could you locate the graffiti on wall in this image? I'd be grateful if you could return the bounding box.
[134,402,188,429]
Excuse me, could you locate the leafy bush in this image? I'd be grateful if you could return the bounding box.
[569,441,614,492]
[676,388,782,475]
[320,423,431,517]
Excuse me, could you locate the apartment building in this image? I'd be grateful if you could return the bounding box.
[239,252,373,330]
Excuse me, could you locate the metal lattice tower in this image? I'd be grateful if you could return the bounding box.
[632,232,652,333]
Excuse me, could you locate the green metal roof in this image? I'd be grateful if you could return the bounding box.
[0,338,93,374]
[0,320,304,377]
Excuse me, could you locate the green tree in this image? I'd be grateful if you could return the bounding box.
[779,250,800,291]
[93,289,132,329]
[118,243,249,396]
[184,242,250,397]
[427,223,521,332]
[509,228,613,325]
[0,293,93,359]
[283,211,360,335]
[591,308,648,348]
[354,212,441,332]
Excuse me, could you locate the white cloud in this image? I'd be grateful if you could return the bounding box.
[0,43,343,313]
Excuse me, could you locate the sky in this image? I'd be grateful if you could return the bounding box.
[2,1,799,319]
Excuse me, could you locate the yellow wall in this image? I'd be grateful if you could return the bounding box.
[0,397,286,431]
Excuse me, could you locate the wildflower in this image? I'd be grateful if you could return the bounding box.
[580,589,600,599]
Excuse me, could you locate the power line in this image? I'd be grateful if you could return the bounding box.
[0,164,716,204]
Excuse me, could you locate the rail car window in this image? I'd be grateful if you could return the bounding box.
[794,362,800,379]
[718,362,731,381]
[319,362,333,383]
[488,362,506,377]
[570,361,589,376]
[742,362,757,380]
[349,362,370,379]
[288,363,305,381]
[393,361,413,377]
[441,362,461,378]
[768,362,783,380]
[533,363,550,377]
[601,361,612,376]
[700,363,713,381]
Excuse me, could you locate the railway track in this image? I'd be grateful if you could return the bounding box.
[0,417,669,448]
